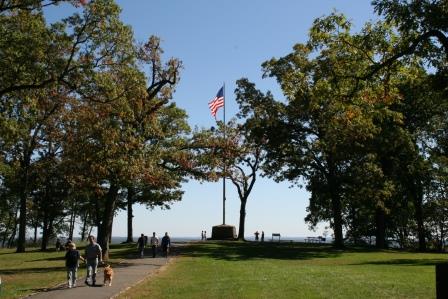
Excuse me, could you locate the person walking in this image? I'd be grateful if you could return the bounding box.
[161,232,171,258]
[65,242,84,288]
[55,238,61,251]
[64,239,72,251]
[137,233,145,258]
[84,235,102,286]
[261,231,265,242]
[150,232,159,258]
[254,231,260,241]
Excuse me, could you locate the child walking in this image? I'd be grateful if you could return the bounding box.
[65,242,84,288]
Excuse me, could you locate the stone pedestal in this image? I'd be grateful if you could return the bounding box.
[210,224,237,240]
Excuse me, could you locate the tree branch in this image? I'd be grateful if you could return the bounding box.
[363,30,448,80]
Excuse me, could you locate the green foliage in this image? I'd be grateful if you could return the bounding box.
[0,0,197,255]
[236,10,448,249]
[371,0,447,72]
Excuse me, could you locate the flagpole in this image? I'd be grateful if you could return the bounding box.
[222,82,226,225]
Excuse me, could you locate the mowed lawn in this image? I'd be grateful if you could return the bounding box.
[118,241,446,299]
[0,243,136,298]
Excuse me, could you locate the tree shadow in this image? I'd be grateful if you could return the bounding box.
[179,241,343,261]
[0,251,18,255]
[350,258,447,266]
[108,247,138,260]
[24,284,67,293]
[0,266,66,275]
[0,248,44,255]
[24,282,102,293]
[28,255,65,262]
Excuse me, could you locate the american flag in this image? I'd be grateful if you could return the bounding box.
[209,87,224,118]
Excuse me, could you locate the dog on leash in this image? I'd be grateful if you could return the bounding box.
[103,264,114,286]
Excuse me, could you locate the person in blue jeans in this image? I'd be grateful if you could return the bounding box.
[84,235,102,286]
[65,242,84,288]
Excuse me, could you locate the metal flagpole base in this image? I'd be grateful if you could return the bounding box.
[210,225,237,240]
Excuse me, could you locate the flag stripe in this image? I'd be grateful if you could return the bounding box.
[209,87,225,117]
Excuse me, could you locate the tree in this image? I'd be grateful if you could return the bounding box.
[62,32,188,259]
[205,118,264,240]
[0,1,84,13]
[238,14,438,249]
[258,15,406,248]
[367,0,447,79]
[0,0,141,252]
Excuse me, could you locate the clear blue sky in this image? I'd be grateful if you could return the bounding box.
[49,1,378,238]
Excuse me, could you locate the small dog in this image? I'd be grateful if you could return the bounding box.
[103,264,114,286]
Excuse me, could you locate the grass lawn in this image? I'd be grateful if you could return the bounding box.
[0,243,136,298]
[118,241,447,299]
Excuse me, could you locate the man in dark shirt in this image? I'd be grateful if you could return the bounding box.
[161,232,171,258]
[137,233,145,258]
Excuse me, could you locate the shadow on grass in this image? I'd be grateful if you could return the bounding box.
[0,266,66,275]
[0,248,47,255]
[180,241,343,261]
[28,255,65,262]
[0,251,18,255]
[108,246,139,260]
[351,258,447,266]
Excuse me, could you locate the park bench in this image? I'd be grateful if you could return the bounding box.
[272,233,281,242]
[305,236,325,243]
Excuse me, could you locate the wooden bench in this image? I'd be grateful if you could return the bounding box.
[272,233,281,242]
[305,236,325,243]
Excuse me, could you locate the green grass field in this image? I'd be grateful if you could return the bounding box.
[118,241,446,299]
[0,243,135,298]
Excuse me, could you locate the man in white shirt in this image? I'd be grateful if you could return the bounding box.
[150,232,159,258]
[84,235,102,286]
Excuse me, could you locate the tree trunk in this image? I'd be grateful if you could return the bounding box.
[16,184,28,252]
[109,223,112,244]
[41,211,48,251]
[80,211,89,242]
[41,214,54,251]
[33,221,38,244]
[375,207,386,249]
[7,207,19,248]
[327,159,344,248]
[7,219,17,248]
[126,186,135,243]
[2,214,12,247]
[331,192,344,248]
[16,157,30,253]
[237,198,248,240]
[415,200,426,251]
[68,209,75,241]
[94,195,101,233]
[439,223,445,252]
[97,183,119,260]
[410,178,426,251]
